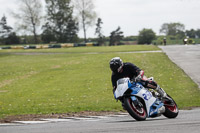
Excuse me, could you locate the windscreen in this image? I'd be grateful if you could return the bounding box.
[117,78,129,86]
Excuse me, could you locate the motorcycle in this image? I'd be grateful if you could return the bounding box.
[114,77,179,121]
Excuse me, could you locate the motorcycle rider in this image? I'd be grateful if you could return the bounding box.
[109,57,167,101]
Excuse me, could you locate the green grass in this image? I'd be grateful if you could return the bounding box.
[0,45,200,118]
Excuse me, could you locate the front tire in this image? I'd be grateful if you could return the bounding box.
[124,97,147,121]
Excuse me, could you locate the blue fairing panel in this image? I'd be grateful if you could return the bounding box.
[149,99,164,117]
[130,82,143,95]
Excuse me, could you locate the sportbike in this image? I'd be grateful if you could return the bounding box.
[114,77,179,121]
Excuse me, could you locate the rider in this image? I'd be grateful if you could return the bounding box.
[109,57,167,99]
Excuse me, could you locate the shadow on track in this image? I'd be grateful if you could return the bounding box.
[108,117,167,123]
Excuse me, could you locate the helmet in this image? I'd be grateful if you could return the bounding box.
[109,57,123,73]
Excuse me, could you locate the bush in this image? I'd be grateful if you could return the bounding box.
[138,28,156,44]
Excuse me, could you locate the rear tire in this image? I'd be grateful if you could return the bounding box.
[124,97,147,121]
[163,95,179,118]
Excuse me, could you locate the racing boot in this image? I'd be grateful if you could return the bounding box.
[155,85,167,98]
[156,85,173,103]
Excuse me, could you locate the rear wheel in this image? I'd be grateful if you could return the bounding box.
[163,95,179,118]
[124,97,147,121]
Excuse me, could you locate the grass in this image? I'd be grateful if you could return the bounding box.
[0,45,200,119]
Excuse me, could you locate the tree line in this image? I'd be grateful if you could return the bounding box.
[137,23,200,45]
[0,0,96,45]
[1,0,200,45]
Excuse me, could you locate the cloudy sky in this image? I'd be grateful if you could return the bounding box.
[0,0,200,38]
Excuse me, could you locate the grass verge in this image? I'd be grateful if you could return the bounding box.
[0,45,199,119]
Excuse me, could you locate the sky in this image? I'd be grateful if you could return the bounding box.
[0,0,200,38]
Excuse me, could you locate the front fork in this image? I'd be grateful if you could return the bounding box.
[130,96,143,108]
[120,96,143,110]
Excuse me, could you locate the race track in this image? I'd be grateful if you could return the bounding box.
[159,44,200,88]
[0,109,200,133]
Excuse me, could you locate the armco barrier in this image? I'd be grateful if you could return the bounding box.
[0,43,99,50]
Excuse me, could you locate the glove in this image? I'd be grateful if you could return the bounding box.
[135,70,144,82]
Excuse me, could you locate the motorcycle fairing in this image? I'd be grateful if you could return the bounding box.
[130,83,159,117]
[149,99,164,117]
[114,78,131,99]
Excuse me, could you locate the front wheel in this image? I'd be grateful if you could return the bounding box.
[163,95,179,118]
[124,97,147,121]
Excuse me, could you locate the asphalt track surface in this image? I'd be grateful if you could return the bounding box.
[159,44,200,88]
[1,45,200,133]
[1,109,200,133]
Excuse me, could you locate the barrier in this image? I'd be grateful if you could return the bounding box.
[0,43,99,50]
[11,46,24,49]
[42,45,49,49]
[29,46,36,49]
[36,45,43,49]
[1,46,11,49]
[74,43,86,47]
[48,44,61,48]
[61,43,74,48]
[86,43,93,46]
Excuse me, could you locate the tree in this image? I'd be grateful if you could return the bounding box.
[0,15,12,39]
[160,22,185,36]
[195,29,200,38]
[138,28,156,44]
[186,29,196,38]
[109,26,124,46]
[95,18,105,45]
[5,32,20,44]
[41,22,56,43]
[0,15,20,44]
[175,31,185,39]
[42,0,79,43]
[11,0,43,44]
[72,0,97,42]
